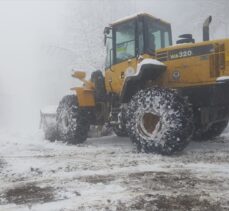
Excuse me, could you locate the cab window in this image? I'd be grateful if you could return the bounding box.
[115,20,136,63]
[138,20,144,55]
[147,18,172,53]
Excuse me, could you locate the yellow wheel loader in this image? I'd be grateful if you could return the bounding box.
[42,13,229,155]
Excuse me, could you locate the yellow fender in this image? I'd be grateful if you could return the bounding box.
[71,87,95,107]
[71,71,95,107]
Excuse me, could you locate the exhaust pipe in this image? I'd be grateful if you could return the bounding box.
[203,16,212,41]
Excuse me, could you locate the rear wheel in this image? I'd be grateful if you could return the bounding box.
[112,110,128,137]
[112,107,128,137]
[126,87,193,155]
[194,121,228,141]
[113,124,128,137]
[44,125,58,142]
[91,70,106,102]
[56,95,90,144]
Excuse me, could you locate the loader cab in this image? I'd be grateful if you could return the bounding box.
[104,13,172,69]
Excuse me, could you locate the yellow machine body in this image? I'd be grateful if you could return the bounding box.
[72,13,229,111]
[46,13,229,154]
[71,87,95,107]
[105,39,229,94]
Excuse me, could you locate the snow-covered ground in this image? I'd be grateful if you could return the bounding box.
[1,128,229,211]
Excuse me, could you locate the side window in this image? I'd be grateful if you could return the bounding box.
[115,21,135,63]
[138,20,144,55]
[105,30,113,69]
[164,31,170,48]
[146,17,172,52]
[151,30,162,49]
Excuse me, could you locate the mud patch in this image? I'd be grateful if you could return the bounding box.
[78,174,115,184]
[127,170,225,192]
[128,171,194,190]
[153,194,221,211]
[116,194,222,211]
[3,183,54,205]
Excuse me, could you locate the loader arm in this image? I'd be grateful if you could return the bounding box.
[71,71,96,107]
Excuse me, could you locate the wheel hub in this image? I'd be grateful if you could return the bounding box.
[139,112,161,137]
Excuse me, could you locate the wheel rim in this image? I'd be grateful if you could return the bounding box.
[138,112,161,138]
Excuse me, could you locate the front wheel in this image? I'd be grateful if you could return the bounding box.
[56,95,90,144]
[126,87,193,155]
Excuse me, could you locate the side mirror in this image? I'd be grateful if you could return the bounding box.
[104,36,107,45]
[104,27,111,45]
[104,27,111,34]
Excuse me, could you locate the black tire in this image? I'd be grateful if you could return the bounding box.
[56,95,90,144]
[126,87,193,155]
[44,125,58,142]
[113,124,128,137]
[40,112,58,142]
[112,108,128,137]
[91,70,106,102]
[193,121,228,141]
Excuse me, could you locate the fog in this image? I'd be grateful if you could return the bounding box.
[0,0,228,132]
[0,0,66,132]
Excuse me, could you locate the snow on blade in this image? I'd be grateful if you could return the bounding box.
[40,105,58,115]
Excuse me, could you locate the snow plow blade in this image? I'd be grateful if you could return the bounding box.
[40,105,58,142]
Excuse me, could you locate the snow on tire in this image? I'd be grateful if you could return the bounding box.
[126,87,193,155]
[44,125,58,142]
[56,95,90,144]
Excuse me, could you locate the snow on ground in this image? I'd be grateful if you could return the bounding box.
[1,128,229,210]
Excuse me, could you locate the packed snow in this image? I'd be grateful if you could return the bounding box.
[1,128,229,210]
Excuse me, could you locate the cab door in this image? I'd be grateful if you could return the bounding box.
[105,19,139,94]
